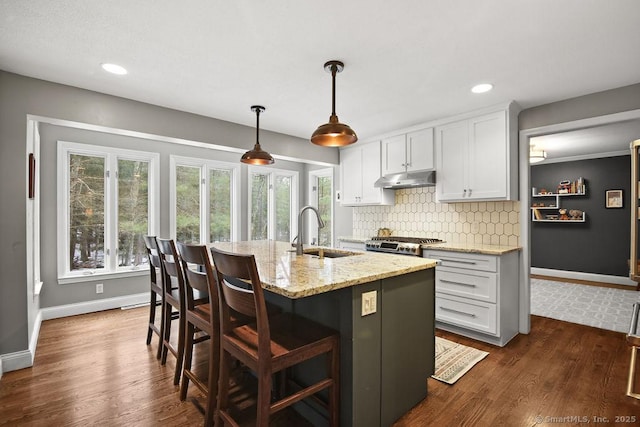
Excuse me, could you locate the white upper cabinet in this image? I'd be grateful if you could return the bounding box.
[340,141,394,206]
[381,128,434,176]
[435,103,519,202]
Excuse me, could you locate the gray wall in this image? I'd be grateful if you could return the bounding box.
[531,156,631,276]
[0,70,338,356]
[519,83,640,130]
[38,123,306,308]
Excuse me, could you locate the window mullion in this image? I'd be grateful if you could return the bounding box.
[107,156,117,272]
[268,172,275,240]
[201,166,208,244]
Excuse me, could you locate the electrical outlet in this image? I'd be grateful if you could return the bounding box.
[361,290,377,316]
[96,283,103,294]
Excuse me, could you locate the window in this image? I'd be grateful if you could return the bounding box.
[248,167,298,241]
[308,168,334,246]
[57,141,159,282]
[171,156,239,244]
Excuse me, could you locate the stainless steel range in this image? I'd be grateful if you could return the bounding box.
[364,236,443,257]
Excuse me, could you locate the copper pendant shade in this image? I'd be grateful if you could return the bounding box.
[311,60,358,147]
[241,105,274,165]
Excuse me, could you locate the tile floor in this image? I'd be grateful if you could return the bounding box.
[531,277,640,333]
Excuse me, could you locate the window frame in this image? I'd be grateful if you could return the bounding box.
[247,166,299,242]
[308,167,335,247]
[56,141,160,283]
[169,155,241,244]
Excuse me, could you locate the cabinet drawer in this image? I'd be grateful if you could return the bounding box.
[435,294,497,336]
[425,250,497,272]
[435,267,497,303]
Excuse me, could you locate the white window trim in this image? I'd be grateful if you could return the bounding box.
[57,141,160,283]
[308,167,334,247]
[247,166,299,242]
[169,155,241,243]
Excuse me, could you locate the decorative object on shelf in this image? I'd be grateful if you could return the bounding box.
[569,209,583,220]
[606,189,623,208]
[558,209,570,220]
[311,60,358,147]
[241,105,274,165]
[557,180,571,194]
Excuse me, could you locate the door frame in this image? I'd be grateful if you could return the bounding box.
[518,108,640,334]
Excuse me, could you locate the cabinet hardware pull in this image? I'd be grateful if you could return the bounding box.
[439,258,477,265]
[440,279,476,287]
[440,306,477,318]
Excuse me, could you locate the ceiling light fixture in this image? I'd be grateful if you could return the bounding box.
[101,63,128,75]
[311,60,358,147]
[471,83,493,94]
[529,145,547,163]
[241,105,274,165]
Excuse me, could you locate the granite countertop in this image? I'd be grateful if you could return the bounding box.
[422,241,521,255]
[210,240,436,299]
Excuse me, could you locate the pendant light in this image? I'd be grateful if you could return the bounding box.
[241,105,274,165]
[529,144,547,164]
[311,60,358,147]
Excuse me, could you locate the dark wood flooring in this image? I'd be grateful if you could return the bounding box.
[1,306,639,426]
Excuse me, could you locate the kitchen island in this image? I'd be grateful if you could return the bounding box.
[210,240,437,427]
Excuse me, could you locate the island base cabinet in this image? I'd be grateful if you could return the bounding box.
[264,269,435,427]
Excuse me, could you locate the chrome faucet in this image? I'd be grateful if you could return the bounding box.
[296,205,325,255]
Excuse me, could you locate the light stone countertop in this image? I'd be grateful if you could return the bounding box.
[423,241,521,255]
[210,240,436,299]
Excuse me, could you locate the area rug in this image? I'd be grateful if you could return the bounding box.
[432,337,489,384]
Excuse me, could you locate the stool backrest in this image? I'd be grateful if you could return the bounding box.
[177,242,217,313]
[209,247,270,342]
[156,238,185,301]
[143,235,162,282]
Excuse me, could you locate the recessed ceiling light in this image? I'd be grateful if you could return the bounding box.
[101,63,128,75]
[471,83,493,94]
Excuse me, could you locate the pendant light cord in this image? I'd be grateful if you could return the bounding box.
[255,107,261,146]
[330,64,337,116]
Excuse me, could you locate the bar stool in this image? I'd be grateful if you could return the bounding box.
[210,247,340,427]
[176,242,218,427]
[626,302,640,399]
[157,238,189,386]
[143,235,164,359]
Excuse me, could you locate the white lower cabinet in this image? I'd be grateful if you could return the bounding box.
[337,240,366,251]
[424,249,519,346]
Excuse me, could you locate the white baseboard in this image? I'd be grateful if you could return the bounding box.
[40,293,148,320]
[531,267,637,287]
[1,293,148,375]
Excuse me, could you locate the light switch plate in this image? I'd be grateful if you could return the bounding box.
[361,290,377,316]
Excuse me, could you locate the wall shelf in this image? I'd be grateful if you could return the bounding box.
[531,188,587,223]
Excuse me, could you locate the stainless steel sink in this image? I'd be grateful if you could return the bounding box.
[303,248,361,258]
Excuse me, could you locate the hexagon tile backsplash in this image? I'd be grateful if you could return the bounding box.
[352,187,521,246]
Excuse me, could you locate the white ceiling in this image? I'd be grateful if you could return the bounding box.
[2,1,640,158]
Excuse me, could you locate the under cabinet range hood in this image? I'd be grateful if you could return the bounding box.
[373,170,436,189]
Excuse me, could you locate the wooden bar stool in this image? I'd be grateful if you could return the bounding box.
[176,242,217,427]
[143,235,164,359]
[157,238,189,386]
[210,247,340,427]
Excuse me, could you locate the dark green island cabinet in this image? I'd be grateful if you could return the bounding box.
[211,240,436,427]
[271,269,435,426]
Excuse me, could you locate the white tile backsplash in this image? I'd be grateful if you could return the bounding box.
[353,187,520,245]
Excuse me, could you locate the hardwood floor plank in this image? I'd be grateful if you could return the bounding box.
[2,308,640,426]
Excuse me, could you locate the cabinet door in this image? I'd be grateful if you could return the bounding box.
[339,146,362,205]
[361,142,384,203]
[435,120,468,201]
[406,128,434,172]
[381,134,407,176]
[467,111,507,200]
